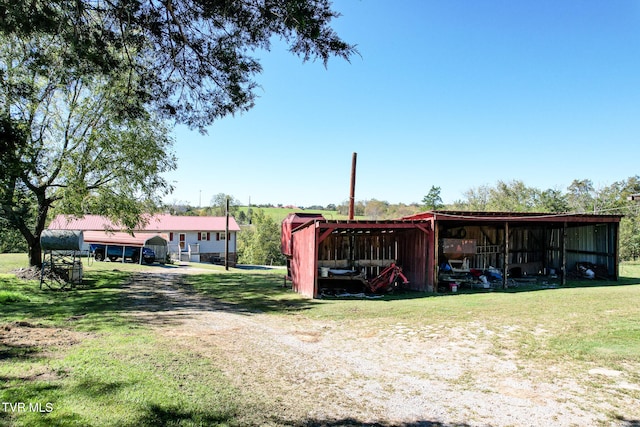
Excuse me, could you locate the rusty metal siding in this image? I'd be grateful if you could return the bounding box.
[290,223,318,298]
[397,229,430,291]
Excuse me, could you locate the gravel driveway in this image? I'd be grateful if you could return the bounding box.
[122,272,640,426]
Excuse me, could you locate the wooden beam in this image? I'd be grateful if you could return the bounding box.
[503,222,509,289]
[317,228,334,245]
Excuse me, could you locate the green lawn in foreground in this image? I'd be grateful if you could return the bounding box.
[1,254,248,426]
[1,253,640,425]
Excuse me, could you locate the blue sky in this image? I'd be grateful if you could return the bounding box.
[164,0,640,208]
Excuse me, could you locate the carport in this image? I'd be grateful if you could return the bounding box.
[83,231,169,264]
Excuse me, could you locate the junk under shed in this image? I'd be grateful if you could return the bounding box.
[405,211,622,291]
[284,219,432,298]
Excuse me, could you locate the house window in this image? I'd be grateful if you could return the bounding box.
[179,233,186,250]
[198,232,210,241]
[216,232,226,240]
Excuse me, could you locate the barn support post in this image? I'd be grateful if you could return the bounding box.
[433,223,440,292]
[561,222,568,285]
[428,221,435,292]
[503,221,509,289]
[614,222,620,280]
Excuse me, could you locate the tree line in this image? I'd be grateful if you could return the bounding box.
[346,178,640,261]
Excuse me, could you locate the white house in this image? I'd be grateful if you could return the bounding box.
[48,213,241,264]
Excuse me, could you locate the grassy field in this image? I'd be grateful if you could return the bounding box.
[1,253,640,425]
[236,206,366,223]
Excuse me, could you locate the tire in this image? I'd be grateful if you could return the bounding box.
[108,256,118,262]
[95,251,105,262]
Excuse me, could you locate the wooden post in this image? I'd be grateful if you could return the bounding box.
[433,222,440,293]
[503,222,509,289]
[561,222,567,286]
[613,222,619,281]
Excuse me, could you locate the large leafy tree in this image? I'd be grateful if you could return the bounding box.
[237,209,284,265]
[364,199,389,220]
[0,34,176,266]
[0,1,354,266]
[208,193,240,217]
[0,0,356,131]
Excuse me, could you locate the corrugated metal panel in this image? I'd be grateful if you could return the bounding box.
[49,214,240,232]
[404,210,622,224]
[144,214,241,232]
[49,215,119,230]
[565,224,617,275]
[291,224,318,298]
[83,230,168,247]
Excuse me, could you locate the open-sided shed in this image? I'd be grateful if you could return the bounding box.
[283,211,622,298]
[284,218,432,298]
[403,211,622,288]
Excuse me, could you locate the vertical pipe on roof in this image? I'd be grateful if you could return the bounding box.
[348,152,357,220]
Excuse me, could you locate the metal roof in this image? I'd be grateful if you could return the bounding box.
[401,210,622,223]
[83,231,168,247]
[49,213,241,232]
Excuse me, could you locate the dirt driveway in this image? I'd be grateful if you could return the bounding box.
[121,272,639,426]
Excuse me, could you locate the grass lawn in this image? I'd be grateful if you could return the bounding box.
[1,253,640,425]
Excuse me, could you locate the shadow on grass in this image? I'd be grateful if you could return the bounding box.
[267,418,470,427]
[72,378,130,398]
[135,404,235,427]
[0,271,135,345]
[179,272,319,315]
[0,342,41,361]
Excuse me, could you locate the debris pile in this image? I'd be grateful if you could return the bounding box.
[11,266,42,281]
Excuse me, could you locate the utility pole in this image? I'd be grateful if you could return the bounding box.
[225,196,230,271]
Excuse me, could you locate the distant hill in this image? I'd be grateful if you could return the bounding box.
[236,206,366,223]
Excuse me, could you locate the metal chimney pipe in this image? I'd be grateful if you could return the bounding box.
[348,152,357,220]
